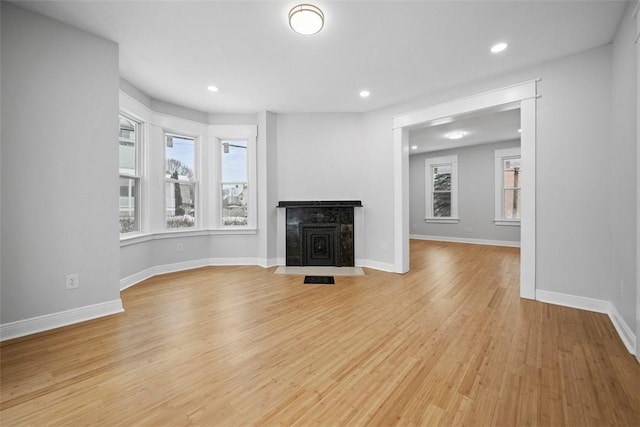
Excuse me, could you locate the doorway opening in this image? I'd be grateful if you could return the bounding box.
[392,81,538,299]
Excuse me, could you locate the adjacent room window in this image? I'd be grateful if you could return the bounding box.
[220,140,248,226]
[119,114,141,234]
[494,147,521,225]
[425,155,459,223]
[165,133,197,228]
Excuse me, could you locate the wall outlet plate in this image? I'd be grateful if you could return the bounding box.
[66,273,79,290]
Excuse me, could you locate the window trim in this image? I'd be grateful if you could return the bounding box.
[163,131,198,229]
[119,112,143,235]
[209,125,258,230]
[220,139,250,227]
[425,154,459,223]
[494,147,521,226]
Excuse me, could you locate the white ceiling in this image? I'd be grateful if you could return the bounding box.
[409,108,520,155]
[14,0,628,114]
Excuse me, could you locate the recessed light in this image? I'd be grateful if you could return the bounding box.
[411,145,418,150]
[359,90,370,98]
[518,128,522,133]
[490,42,508,53]
[207,85,219,92]
[446,131,466,140]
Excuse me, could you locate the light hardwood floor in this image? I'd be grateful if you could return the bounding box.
[2,240,639,425]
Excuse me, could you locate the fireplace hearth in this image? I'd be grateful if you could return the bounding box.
[278,201,362,267]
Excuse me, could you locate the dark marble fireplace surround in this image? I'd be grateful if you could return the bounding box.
[278,201,362,267]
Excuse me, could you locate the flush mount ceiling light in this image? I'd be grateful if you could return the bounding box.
[289,4,324,35]
[490,42,508,53]
[446,131,466,140]
[359,90,370,98]
[411,145,418,150]
[207,85,219,92]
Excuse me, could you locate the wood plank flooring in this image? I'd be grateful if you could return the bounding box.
[2,240,639,425]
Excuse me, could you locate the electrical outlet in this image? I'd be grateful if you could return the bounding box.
[466,227,472,234]
[66,273,79,290]
[177,243,184,253]
[381,242,388,252]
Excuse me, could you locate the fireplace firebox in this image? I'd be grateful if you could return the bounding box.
[278,201,362,267]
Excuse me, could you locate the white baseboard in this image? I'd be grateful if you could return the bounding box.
[536,289,609,313]
[608,304,637,355]
[208,257,263,266]
[410,234,520,248]
[121,257,398,290]
[0,299,124,342]
[120,258,214,290]
[356,258,396,273]
[536,289,636,355]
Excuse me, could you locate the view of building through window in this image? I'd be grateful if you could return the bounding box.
[165,134,196,228]
[503,157,521,219]
[221,140,248,226]
[432,164,452,217]
[119,115,139,233]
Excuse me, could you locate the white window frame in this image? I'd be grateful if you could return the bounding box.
[425,154,459,223]
[164,131,198,229]
[219,140,250,227]
[209,125,257,230]
[119,113,143,235]
[494,147,521,226]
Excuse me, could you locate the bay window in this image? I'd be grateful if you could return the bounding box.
[165,133,197,229]
[220,140,248,226]
[119,114,141,234]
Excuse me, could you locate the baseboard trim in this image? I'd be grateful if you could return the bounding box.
[121,257,397,290]
[120,258,214,291]
[356,259,396,273]
[536,289,636,355]
[410,234,520,248]
[0,299,124,342]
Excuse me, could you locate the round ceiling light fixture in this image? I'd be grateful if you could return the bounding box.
[289,4,324,35]
[359,90,370,98]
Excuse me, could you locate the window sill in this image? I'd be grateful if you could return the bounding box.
[120,228,257,247]
[425,217,460,224]
[494,219,521,227]
[208,228,257,235]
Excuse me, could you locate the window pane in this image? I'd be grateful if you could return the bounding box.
[503,158,521,189]
[433,165,451,191]
[119,176,138,233]
[433,192,451,217]
[222,183,248,226]
[504,189,521,219]
[166,135,195,181]
[119,116,136,175]
[221,140,247,182]
[166,182,196,228]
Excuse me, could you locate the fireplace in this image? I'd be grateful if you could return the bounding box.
[278,201,362,267]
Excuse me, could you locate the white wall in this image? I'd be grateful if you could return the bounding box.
[1,3,121,323]
[409,140,521,244]
[275,113,389,268]
[258,111,279,264]
[609,1,638,347]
